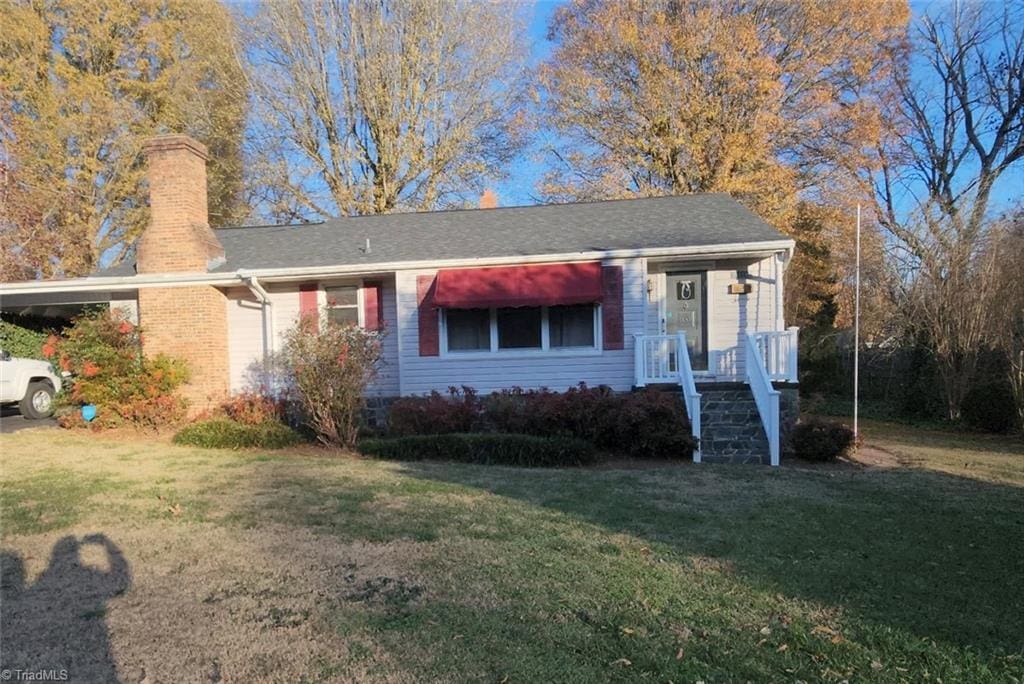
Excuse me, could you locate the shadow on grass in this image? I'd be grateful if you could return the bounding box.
[1,534,130,681]
[227,448,1024,679]
[390,460,1024,661]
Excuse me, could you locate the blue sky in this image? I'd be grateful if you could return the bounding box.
[489,0,561,207]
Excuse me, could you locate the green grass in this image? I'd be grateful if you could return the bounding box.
[1,422,1022,681]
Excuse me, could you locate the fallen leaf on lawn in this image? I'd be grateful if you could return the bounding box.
[871,660,883,670]
[811,625,837,637]
[452,634,464,640]
[759,627,772,636]
[167,503,182,516]
[673,625,693,641]
[675,648,684,660]
[777,644,789,652]
[620,627,636,635]
[609,658,632,667]
[639,546,651,555]
[831,635,844,644]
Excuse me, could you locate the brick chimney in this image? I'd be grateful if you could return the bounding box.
[136,134,229,410]
[137,135,224,273]
[479,189,498,209]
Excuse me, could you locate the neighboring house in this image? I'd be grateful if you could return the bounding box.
[0,135,799,465]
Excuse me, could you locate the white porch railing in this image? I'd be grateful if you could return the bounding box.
[633,333,701,462]
[750,327,800,383]
[745,333,780,467]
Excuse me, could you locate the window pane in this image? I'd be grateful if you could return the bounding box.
[446,309,490,351]
[328,307,359,327]
[549,304,595,348]
[497,307,541,349]
[325,285,358,307]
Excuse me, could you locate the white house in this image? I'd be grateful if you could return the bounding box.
[0,135,799,465]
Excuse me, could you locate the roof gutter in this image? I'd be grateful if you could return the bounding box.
[0,239,794,295]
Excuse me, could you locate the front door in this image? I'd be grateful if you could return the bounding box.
[664,272,707,371]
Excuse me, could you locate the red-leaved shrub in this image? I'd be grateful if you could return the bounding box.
[46,311,189,429]
[388,383,695,459]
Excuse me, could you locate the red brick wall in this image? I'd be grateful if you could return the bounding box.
[135,135,230,411]
[138,286,229,411]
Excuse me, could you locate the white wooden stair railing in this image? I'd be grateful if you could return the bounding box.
[633,333,702,462]
[745,333,781,466]
[674,332,702,463]
[750,327,800,382]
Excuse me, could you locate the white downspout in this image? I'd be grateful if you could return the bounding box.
[242,274,274,361]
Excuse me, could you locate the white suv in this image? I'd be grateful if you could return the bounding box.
[0,350,63,419]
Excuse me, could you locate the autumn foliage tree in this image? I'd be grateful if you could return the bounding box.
[539,0,909,330]
[539,0,907,211]
[0,0,246,280]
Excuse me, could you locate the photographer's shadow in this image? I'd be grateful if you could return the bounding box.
[1,535,131,682]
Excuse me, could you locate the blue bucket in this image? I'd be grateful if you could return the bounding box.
[81,405,97,422]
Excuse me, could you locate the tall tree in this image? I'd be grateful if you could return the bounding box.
[0,0,245,280]
[538,0,907,218]
[861,1,1024,419]
[243,0,529,221]
[538,0,907,331]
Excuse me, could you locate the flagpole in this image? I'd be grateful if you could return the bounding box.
[854,204,861,441]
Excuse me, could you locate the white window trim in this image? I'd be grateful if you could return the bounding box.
[320,282,364,327]
[440,304,603,359]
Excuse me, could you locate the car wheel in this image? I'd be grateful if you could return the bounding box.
[20,381,55,419]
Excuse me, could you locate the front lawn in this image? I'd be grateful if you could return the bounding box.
[1,423,1022,682]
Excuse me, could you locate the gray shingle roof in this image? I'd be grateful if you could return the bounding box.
[98,194,789,276]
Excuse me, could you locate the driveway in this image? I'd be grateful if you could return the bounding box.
[0,406,56,433]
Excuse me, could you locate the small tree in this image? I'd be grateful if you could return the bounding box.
[280,312,382,447]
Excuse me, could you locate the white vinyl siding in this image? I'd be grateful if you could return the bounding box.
[394,258,645,395]
[224,278,400,397]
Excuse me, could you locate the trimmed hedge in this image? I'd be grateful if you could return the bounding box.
[792,418,855,462]
[173,418,304,450]
[359,433,598,467]
[387,384,697,459]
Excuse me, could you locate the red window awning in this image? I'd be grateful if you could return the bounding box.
[433,261,604,309]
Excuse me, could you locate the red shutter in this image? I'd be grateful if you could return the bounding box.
[362,281,384,331]
[417,275,439,356]
[299,282,319,331]
[601,266,624,350]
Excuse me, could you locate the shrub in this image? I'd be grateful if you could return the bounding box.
[792,418,855,462]
[359,433,597,467]
[0,317,49,358]
[387,383,696,459]
[280,312,383,447]
[216,390,285,426]
[388,386,480,435]
[961,381,1017,433]
[173,418,304,449]
[44,311,189,428]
